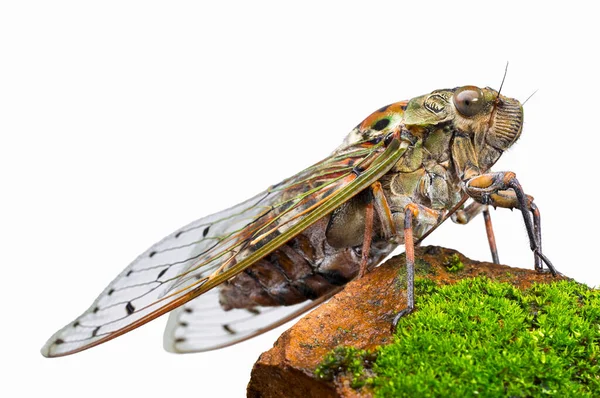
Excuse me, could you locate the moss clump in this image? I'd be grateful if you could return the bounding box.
[442,253,464,273]
[415,258,436,276]
[373,278,600,397]
[315,278,599,396]
[315,346,376,388]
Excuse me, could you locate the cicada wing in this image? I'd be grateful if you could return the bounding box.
[163,286,341,353]
[42,136,406,358]
[41,190,282,357]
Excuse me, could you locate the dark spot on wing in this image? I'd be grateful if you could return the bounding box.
[149,251,157,258]
[179,322,188,327]
[223,324,236,335]
[126,270,133,277]
[184,308,193,313]
[372,118,390,131]
[247,308,261,315]
[175,337,186,343]
[73,321,80,328]
[175,231,183,238]
[125,302,135,315]
[93,306,99,314]
[92,327,100,337]
[157,268,168,279]
[203,226,210,237]
[55,339,64,345]
[107,288,115,296]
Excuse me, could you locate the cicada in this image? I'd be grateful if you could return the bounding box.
[41,85,555,357]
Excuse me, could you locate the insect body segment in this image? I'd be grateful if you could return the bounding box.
[42,85,555,357]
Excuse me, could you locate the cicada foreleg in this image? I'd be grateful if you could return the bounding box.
[452,201,500,264]
[464,171,557,275]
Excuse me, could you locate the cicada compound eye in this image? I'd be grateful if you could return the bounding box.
[453,86,484,117]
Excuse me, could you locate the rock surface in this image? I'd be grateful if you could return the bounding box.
[246,246,567,398]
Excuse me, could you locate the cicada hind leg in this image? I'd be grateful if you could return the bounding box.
[359,189,445,331]
[390,203,433,330]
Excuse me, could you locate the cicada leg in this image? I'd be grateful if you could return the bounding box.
[357,181,396,278]
[530,202,543,272]
[464,171,556,275]
[482,209,500,264]
[358,199,375,278]
[391,204,419,329]
[452,201,500,264]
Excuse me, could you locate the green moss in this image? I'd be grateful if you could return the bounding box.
[374,278,600,397]
[315,346,376,388]
[317,278,600,396]
[414,277,438,296]
[442,253,464,273]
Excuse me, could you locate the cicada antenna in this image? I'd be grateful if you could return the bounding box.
[487,62,509,130]
[497,61,509,98]
[522,89,539,106]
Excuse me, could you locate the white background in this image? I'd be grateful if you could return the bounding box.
[1,1,599,397]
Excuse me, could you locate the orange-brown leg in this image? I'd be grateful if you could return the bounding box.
[371,181,396,238]
[357,182,398,278]
[482,208,500,264]
[452,201,500,264]
[392,204,418,329]
[358,199,374,278]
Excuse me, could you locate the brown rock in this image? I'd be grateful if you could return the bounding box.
[246,246,566,398]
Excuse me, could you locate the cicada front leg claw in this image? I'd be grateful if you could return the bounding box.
[465,172,557,276]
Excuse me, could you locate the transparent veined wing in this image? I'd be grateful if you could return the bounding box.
[163,286,342,353]
[41,133,407,358]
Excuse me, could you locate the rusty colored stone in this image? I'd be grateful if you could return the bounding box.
[246,246,568,397]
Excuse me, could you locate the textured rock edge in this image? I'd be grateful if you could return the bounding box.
[246,246,570,397]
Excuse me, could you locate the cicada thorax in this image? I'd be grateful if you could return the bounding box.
[377,124,465,236]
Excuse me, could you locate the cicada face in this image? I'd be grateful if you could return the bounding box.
[404,86,523,170]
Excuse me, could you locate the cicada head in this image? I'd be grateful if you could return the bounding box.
[404,86,523,172]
